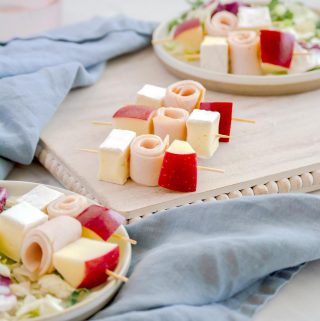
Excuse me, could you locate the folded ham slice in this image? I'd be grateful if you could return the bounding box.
[153,107,189,143]
[164,80,206,113]
[47,194,89,219]
[206,11,238,37]
[21,216,82,276]
[130,135,169,187]
[228,30,262,75]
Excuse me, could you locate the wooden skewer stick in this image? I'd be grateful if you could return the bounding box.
[293,51,313,56]
[216,133,231,139]
[180,51,313,61]
[152,38,172,45]
[79,149,225,174]
[197,166,225,174]
[113,233,137,245]
[79,148,98,153]
[106,270,129,283]
[232,117,256,124]
[92,121,113,126]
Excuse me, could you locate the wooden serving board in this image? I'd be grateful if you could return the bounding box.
[38,47,320,219]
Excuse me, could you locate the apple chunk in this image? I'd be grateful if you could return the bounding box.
[76,205,125,241]
[113,105,156,136]
[200,102,233,142]
[53,238,120,289]
[260,29,295,72]
[173,18,203,52]
[158,140,197,192]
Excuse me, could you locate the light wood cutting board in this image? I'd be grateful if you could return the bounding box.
[38,47,320,218]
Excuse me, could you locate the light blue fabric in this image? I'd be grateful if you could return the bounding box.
[0,15,156,178]
[92,194,320,321]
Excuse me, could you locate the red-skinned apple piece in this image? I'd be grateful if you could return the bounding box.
[174,18,201,38]
[113,105,156,121]
[158,140,197,192]
[53,238,120,289]
[200,102,232,142]
[113,105,156,135]
[260,29,295,71]
[76,205,125,241]
[173,18,203,52]
[80,245,119,289]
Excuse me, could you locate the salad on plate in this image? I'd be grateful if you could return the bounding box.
[156,0,320,76]
[0,186,130,320]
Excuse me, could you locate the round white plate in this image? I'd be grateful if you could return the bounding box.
[153,17,320,96]
[0,180,132,321]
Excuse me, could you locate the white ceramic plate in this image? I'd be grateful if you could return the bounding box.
[153,13,320,96]
[0,180,132,321]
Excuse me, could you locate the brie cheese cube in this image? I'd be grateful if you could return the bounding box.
[136,84,166,108]
[200,37,229,73]
[16,185,63,212]
[187,109,220,159]
[98,129,136,185]
[0,202,48,261]
[238,7,272,30]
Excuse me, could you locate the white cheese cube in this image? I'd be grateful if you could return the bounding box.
[98,129,136,185]
[0,202,48,261]
[187,109,220,159]
[16,185,63,212]
[238,7,272,30]
[200,37,229,73]
[136,84,166,108]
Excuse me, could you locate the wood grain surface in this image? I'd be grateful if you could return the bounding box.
[39,47,320,217]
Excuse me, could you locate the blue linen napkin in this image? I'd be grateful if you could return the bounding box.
[92,194,320,321]
[0,15,156,179]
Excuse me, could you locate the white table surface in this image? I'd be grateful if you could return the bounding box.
[6,1,320,320]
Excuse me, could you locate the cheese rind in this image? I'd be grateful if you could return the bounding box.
[0,202,48,261]
[136,84,166,108]
[98,129,136,185]
[238,7,272,30]
[200,37,229,73]
[187,109,220,159]
[16,185,63,212]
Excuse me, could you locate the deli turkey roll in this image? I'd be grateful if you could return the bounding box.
[130,135,168,187]
[21,216,82,275]
[153,107,189,143]
[228,30,262,75]
[206,11,238,37]
[164,80,206,113]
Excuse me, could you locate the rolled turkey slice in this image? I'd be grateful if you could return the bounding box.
[47,194,89,219]
[130,135,169,187]
[164,80,206,113]
[228,30,262,75]
[153,107,189,143]
[206,11,238,37]
[21,216,82,276]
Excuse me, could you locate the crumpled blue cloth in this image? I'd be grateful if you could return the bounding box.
[92,194,320,321]
[0,15,156,178]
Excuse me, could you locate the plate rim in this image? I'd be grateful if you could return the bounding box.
[152,16,320,87]
[0,180,132,321]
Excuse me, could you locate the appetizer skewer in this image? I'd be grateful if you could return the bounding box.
[79,147,225,174]
[82,80,255,192]
[0,186,133,318]
[155,0,320,76]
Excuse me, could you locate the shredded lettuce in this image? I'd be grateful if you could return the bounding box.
[67,289,90,307]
